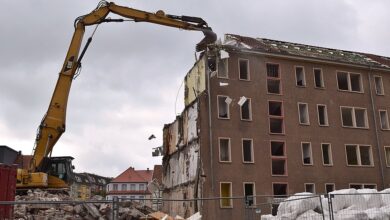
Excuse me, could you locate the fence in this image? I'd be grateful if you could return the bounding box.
[1,192,390,220]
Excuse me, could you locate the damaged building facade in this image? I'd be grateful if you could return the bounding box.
[161,34,390,219]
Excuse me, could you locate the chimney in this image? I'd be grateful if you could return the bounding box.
[147,168,150,172]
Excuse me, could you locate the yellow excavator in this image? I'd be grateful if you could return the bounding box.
[16,1,216,191]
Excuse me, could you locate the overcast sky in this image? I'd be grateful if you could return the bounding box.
[1,0,389,178]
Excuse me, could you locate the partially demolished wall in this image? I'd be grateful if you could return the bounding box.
[162,56,206,218]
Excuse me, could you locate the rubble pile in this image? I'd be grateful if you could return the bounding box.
[13,189,154,220]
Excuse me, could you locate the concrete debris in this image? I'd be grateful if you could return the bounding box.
[14,189,155,220]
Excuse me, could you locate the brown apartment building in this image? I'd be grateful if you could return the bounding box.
[161,34,390,219]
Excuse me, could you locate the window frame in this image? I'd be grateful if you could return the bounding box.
[321,143,333,166]
[298,102,310,125]
[336,71,364,93]
[324,183,335,193]
[301,142,313,165]
[218,137,232,163]
[266,63,283,95]
[242,138,254,163]
[217,57,229,79]
[220,182,233,208]
[240,98,252,121]
[268,100,285,135]
[238,58,250,81]
[304,183,316,193]
[295,66,306,87]
[340,106,369,129]
[345,144,374,167]
[349,183,377,190]
[384,146,390,167]
[379,109,390,130]
[272,182,289,197]
[317,104,329,126]
[217,95,230,120]
[374,75,384,95]
[243,182,256,207]
[270,140,288,176]
[313,68,325,89]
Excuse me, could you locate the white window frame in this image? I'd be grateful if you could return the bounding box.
[220,182,233,208]
[301,142,313,165]
[340,106,369,129]
[345,144,374,167]
[317,104,329,126]
[313,68,325,88]
[238,58,250,81]
[217,57,229,79]
[379,109,390,130]
[349,183,377,189]
[321,143,333,166]
[242,138,254,163]
[374,75,384,95]
[324,183,335,193]
[295,66,306,87]
[219,137,232,163]
[243,182,256,207]
[384,146,390,167]
[266,63,282,95]
[336,71,364,93]
[217,95,230,119]
[298,102,310,125]
[304,183,316,193]
[240,98,252,121]
[270,140,287,176]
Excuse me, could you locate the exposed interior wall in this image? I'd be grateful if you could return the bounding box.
[184,56,206,107]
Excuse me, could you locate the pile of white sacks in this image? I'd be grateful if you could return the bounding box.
[261,188,390,220]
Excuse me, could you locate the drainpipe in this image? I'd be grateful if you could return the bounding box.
[206,51,215,192]
[367,66,385,189]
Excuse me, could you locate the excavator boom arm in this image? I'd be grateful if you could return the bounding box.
[30,1,216,171]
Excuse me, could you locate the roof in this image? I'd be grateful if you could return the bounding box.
[152,165,163,185]
[111,166,153,183]
[223,34,390,70]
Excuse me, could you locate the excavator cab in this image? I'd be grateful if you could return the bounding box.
[38,156,75,186]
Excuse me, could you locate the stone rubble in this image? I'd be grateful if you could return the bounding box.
[13,189,154,220]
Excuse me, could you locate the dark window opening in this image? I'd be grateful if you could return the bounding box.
[244,183,255,206]
[322,144,332,165]
[314,69,324,88]
[208,57,216,72]
[346,145,358,165]
[273,183,287,196]
[269,101,282,116]
[271,141,285,156]
[243,139,253,162]
[337,72,349,90]
[239,59,249,80]
[298,103,309,124]
[374,76,384,95]
[318,105,328,126]
[325,184,335,193]
[267,64,280,78]
[350,74,362,92]
[219,139,230,162]
[241,99,251,120]
[218,96,229,119]
[267,79,281,94]
[302,143,312,165]
[305,184,315,193]
[341,108,353,127]
[295,67,305,86]
[272,160,286,175]
[270,118,283,134]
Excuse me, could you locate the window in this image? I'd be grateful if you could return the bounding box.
[269,101,284,134]
[317,105,329,126]
[314,68,324,88]
[267,63,281,94]
[217,56,229,78]
[304,183,315,193]
[242,139,254,163]
[240,98,252,120]
[325,184,335,193]
[301,142,313,165]
[341,107,368,128]
[374,76,384,95]
[385,147,390,167]
[121,184,127,191]
[295,66,306,87]
[349,184,377,190]
[346,144,373,166]
[220,182,232,208]
[130,184,135,191]
[337,72,363,92]
[217,95,230,119]
[321,143,333,166]
[379,110,390,130]
[298,103,310,125]
[273,183,288,196]
[139,184,145,191]
[239,59,250,80]
[219,138,231,162]
[244,183,255,206]
[113,184,118,191]
[271,141,287,176]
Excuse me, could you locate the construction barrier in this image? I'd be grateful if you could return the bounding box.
[0,164,16,220]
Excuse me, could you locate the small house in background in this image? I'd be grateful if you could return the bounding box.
[148,165,163,210]
[106,166,153,206]
[70,172,111,200]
